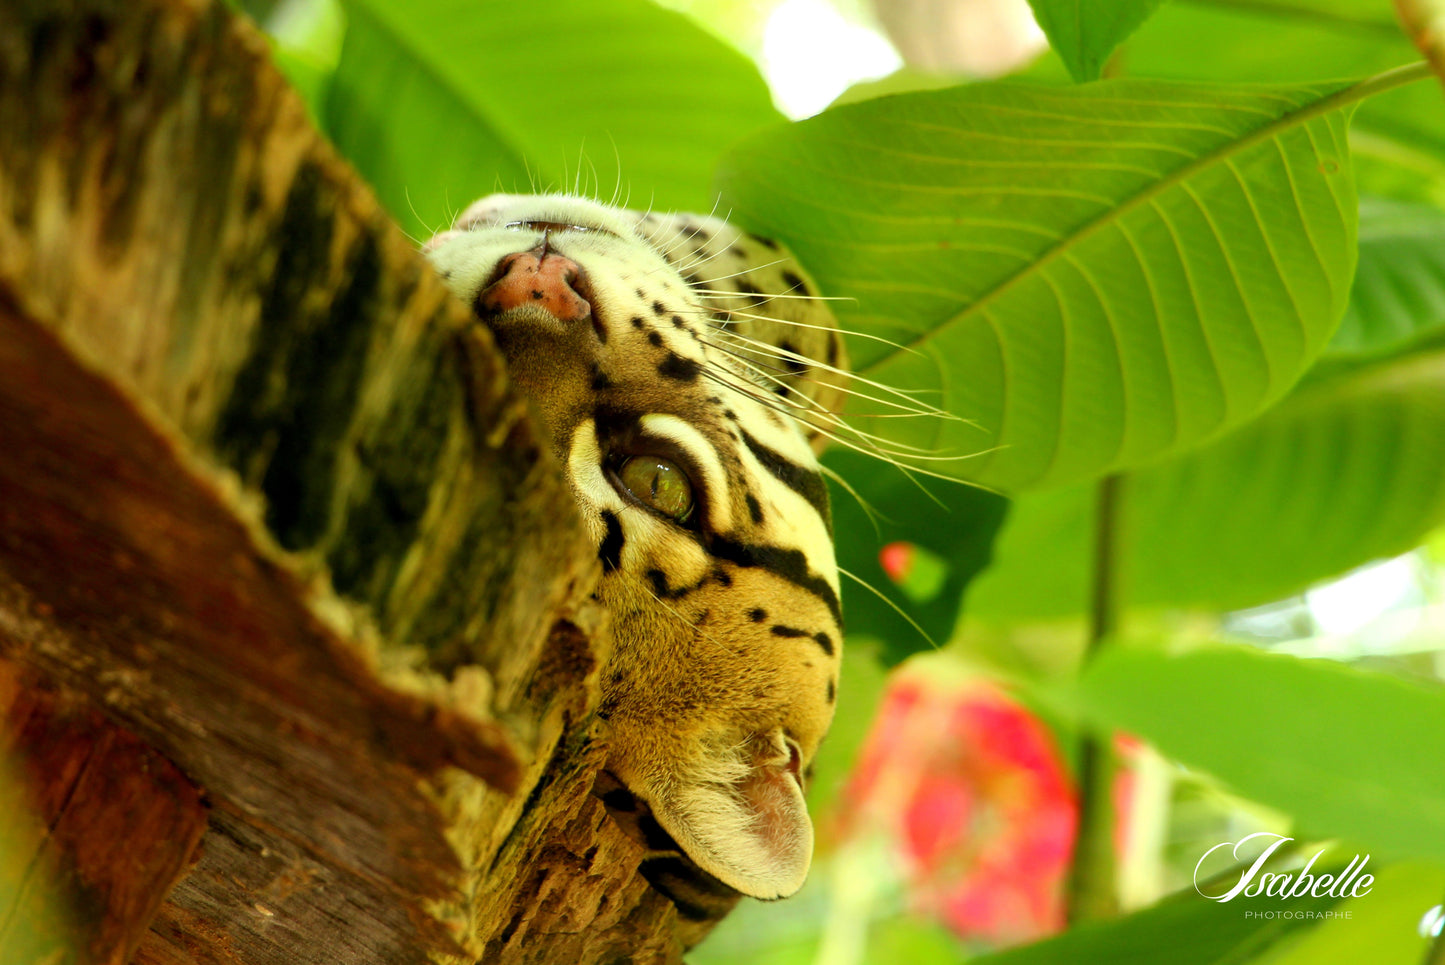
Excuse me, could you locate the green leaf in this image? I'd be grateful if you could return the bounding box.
[1075,646,1445,860]
[1253,862,1444,965]
[1104,0,1445,204]
[968,195,1445,621]
[804,640,894,814]
[970,868,1342,965]
[718,75,1379,493]
[827,450,1008,663]
[1332,198,1445,354]
[1027,0,1171,82]
[327,0,781,238]
[967,324,1445,619]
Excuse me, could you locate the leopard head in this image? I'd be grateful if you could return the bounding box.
[426,193,847,899]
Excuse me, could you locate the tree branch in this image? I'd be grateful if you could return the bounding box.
[0,0,722,961]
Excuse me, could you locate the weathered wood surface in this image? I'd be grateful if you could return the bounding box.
[0,0,718,960]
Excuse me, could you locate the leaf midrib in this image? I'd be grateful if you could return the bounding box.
[859,62,1434,378]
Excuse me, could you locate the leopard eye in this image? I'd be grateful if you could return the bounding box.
[616,456,694,522]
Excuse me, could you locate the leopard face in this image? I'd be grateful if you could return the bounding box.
[425,194,847,900]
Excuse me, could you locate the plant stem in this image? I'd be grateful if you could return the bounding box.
[1088,474,1122,649]
[1067,474,1123,924]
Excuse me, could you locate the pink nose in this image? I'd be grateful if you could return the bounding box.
[477,245,591,323]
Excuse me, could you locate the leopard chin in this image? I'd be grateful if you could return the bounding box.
[425,193,847,900]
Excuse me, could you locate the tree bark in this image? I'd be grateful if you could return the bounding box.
[0,0,725,961]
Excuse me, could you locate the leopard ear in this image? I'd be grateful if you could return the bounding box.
[650,739,814,900]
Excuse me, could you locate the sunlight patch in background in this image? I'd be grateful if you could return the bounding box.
[761,0,902,118]
[1306,554,1422,637]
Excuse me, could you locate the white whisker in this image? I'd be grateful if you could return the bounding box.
[838,566,940,651]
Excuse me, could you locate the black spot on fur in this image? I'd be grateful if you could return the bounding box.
[711,536,842,626]
[827,337,839,367]
[779,339,807,376]
[598,510,624,572]
[749,608,767,623]
[658,353,700,382]
[590,364,613,391]
[781,270,808,295]
[712,568,732,587]
[647,331,664,347]
[652,300,667,315]
[723,410,737,421]
[531,289,544,300]
[750,232,780,250]
[672,315,685,328]
[737,280,765,307]
[813,632,835,656]
[646,568,690,599]
[635,288,646,299]
[826,679,836,703]
[739,429,832,536]
[745,493,763,523]
[631,316,645,329]
[771,625,808,638]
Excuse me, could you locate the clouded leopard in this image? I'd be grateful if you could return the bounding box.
[425,194,847,902]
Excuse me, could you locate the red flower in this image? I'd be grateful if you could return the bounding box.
[834,673,1077,945]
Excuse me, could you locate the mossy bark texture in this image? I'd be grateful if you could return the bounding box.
[0,1,719,961]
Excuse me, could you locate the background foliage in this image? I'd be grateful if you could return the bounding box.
[252,0,1445,960]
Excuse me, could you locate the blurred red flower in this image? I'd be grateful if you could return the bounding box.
[833,673,1078,945]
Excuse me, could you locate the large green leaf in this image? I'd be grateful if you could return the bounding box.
[1074,646,1445,860]
[327,0,781,238]
[1254,862,1445,965]
[967,322,1445,620]
[1117,0,1445,203]
[1332,198,1445,354]
[718,76,1377,493]
[971,868,1341,965]
[966,194,1445,620]
[1028,0,1171,82]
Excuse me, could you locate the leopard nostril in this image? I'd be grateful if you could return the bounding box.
[476,244,593,324]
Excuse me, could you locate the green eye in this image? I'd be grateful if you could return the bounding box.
[617,456,694,522]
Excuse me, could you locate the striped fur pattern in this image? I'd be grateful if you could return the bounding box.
[426,194,847,900]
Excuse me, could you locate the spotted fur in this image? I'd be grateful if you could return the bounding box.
[425,194,847,900]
